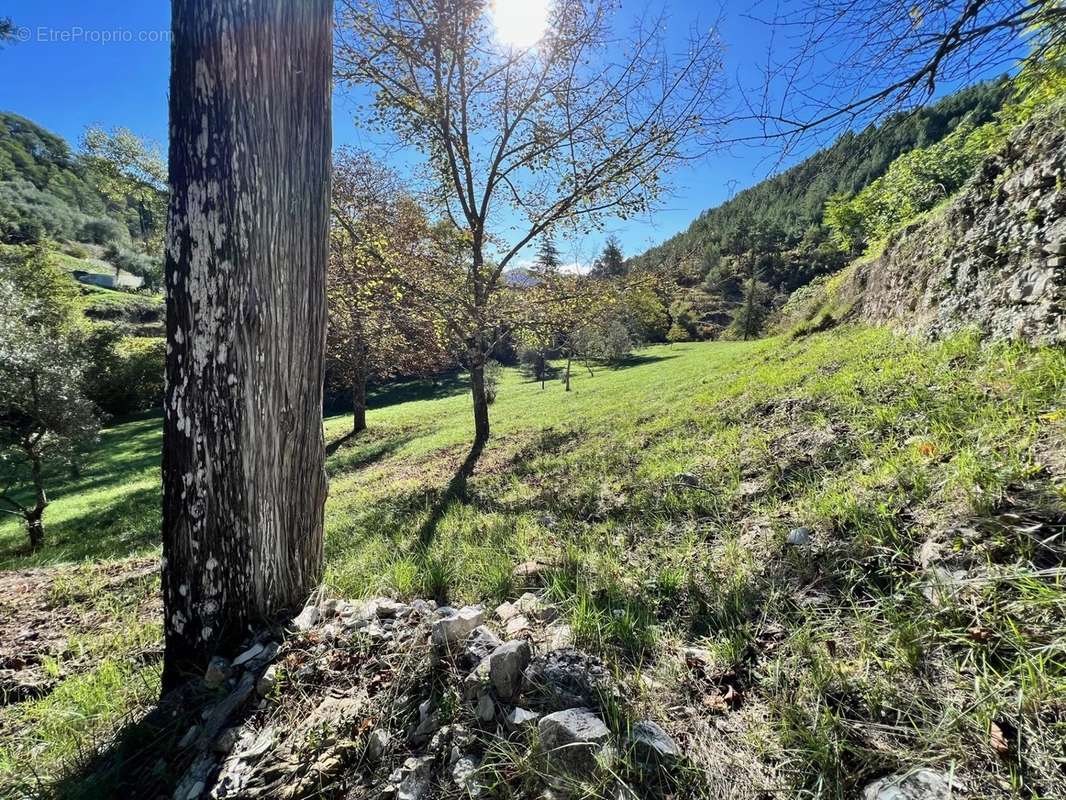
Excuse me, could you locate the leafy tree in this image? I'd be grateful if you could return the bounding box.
[515,268,620,391]
[0,247,100,550]
[621,280,670,343]
[81,126,167,254]
[336,0,722,444]
[328,148,453,433]
[82,326,165,416]
[590,235,626,279]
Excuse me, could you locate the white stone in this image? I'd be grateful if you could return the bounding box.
[393,755,433,800]
[256,664,277,696]
[862,768,958,800]
[505,706,540,731]
[786,527,812,546]
[431,606,485,652]
[452,754,483,797]
[475,691,495,722]
[231,643,264,667]
[366,728,389,762]
[628,720,681,765]
[489,640,532,700]
[494,601,519,623]
[505,615,530,637]
[514,592,556,622]
[292,605,320,631]
[538,708,612,777]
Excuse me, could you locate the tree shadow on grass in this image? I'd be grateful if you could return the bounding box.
[610,351,680,369]
[325,428,417,474]
[326,372,470,417]
[368,371,469,409]
[47,680,206,800]
[0,483,162,568]
[416,438,485,548]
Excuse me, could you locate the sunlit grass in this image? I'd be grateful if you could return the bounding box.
[1,326,1063,796]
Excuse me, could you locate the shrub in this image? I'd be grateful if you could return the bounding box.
[0,179,84,243]
[83,326,165,416]
[79,217,126,246]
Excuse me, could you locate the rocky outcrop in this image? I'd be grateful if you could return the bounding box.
[852,107,1066,344]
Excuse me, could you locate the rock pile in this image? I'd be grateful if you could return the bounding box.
[169,589,682,799]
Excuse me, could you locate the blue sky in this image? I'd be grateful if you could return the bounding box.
[0,1,1002,267]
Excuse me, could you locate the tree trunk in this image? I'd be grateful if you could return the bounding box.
[470,361,490,444]
[564,355,572,392]
[353,372,367,434]
[26,448,47,550]
[161,0,332,692]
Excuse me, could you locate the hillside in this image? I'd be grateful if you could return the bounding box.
[620,82,1012,342]
[631,81,1008,276]
[2,327,1063,799]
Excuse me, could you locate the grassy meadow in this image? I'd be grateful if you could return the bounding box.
[1,326,1064,798]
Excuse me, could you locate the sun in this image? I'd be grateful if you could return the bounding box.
[491,0,550,49]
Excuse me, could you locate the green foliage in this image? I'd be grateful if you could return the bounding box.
[0,247,101,544]
[535,235,562,272]
[824,122,990,250]
[483,359,503,404]
[82,328,164,416]
[825,60,1066,252]
[666,303,698,342]
[621,283,670,343]
[80,126,167,252]
[590,235,626,279]
[631,81,1008,275]
[0,113,159,250]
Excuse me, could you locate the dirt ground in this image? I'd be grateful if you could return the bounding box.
[0,557,160,705]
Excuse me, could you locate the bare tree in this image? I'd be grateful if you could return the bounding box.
[161,0,332,690]
[336,0,724,443]
[742,0,1066,150]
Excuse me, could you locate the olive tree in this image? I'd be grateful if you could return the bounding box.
[0,256,99,550]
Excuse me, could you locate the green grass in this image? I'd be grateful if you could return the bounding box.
[1,326,1064,798]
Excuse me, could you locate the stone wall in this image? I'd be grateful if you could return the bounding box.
[851,108,1066,345]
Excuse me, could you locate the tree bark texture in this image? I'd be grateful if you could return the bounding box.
[470,361,490,443]
[162,0,332,690]
[27,450,46,550]
[353,372,367,434]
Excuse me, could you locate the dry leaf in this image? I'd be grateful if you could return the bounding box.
[990,721,1010,755]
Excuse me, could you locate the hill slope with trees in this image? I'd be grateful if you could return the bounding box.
[623,81,1010,340]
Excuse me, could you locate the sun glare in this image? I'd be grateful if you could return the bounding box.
[491,0,550,49]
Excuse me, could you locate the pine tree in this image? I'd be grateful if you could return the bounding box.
[535,235,562,273]
[590,235,626,279]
